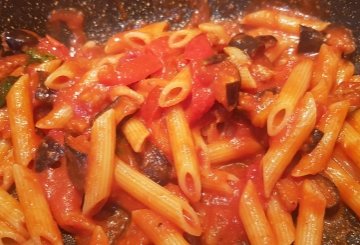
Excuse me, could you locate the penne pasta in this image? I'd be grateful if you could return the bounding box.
[13,164,62,245]
[165,105,201,202]
[114,158,202,236]
[198,22,230,45]
[168,29,202,49]
[109,85,145,105]
[121,117,150,153]
[325,157,360,217]
[83,109,116,216]
[242,9,329,34]
[34,59,62,73]
[158,67,192,108]
[0,188,28,237]
[266,196,295,245]
[310,44,341,104]
[123,31,151,49]
[207,138,262,165]
[262,93,316,197]
[6,75,38,166]
[105,22,168,54]
[348,108,360,133]
[292,100,349,176]
[0,221,27,245]
[35,104,73,129]
[336,60,355,85]
[44,60,79,90]
[132,209,189,245]
[267,59,313,136]
[337,122,360,169]
[295,180,326,245]
[239,180,276,245]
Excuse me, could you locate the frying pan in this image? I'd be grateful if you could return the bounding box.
[0,0,359,68]
[1,0,360,244]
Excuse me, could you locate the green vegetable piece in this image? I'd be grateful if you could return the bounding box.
[0,76,19,107]
[26,49,56,64]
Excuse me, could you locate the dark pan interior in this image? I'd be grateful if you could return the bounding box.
[1,0,359,70]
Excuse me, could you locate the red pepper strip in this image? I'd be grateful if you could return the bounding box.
[37,162,95,234]
[183,34,215,60]
[139,86,163,125]
[98,50,163,86]
[37,36,70,60]
[184,61,215,124]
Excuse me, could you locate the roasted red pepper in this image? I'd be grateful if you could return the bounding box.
[184,34,215,60]
[98,50,163,86]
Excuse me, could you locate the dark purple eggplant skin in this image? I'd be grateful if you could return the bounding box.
[140,145,172,186]
[3,29,38,52]
[35,87,57,104]
[255,35,278,49]
[65,144,87,193]
[204,53,228,65]
[229,34,265,58]
[226,80,241,108]
[297,25,324,53]
[301,128,324,154]
[34,136,65,172]
[94,202,130,245]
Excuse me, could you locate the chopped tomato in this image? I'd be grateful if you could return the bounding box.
[37,35,70,60]
[147,36,186,79]
[98,50,163,86]
[37,162,95,234]
[184,34,215,60]
[184,86,215,125]
[139,86,162,125]
[184,61,216,124]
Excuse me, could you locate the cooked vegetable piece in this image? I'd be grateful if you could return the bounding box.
[26,48,56,64]
[35,136,65,172]
[255,35,278,49]
[3,29,38,52]
[229,33,265,57]
[65,144,87,193]
[204,53,228,65]
[298,25,324,53]
[226,80,241,108]
[35,87,57,104]
[94,202,130,245]
[0,76,18,107]
[140,144,172,186]
[300,128,324,154]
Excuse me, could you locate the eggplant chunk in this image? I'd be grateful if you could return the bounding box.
[35,86,56,104]
[65,144,87,193]
[226,80,241,108]
[229,34,265,58]
[204,53,228,65]
[300,128,324,154]
[94,202,130,245]
[140,145,172,186]
[34,136,64,172]
[255,35,278,49]
[298,25,324,54]
[3,29,38,52]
